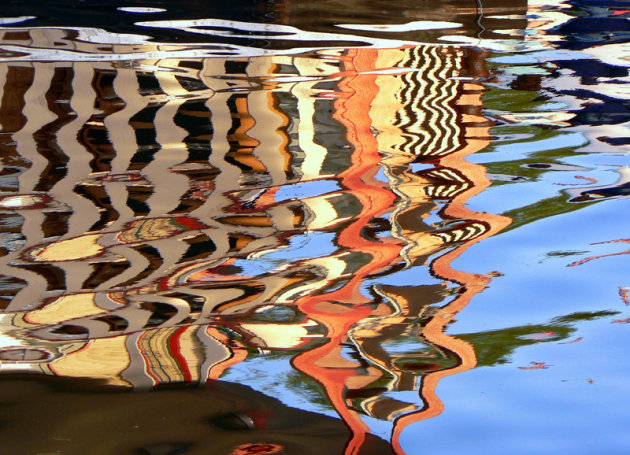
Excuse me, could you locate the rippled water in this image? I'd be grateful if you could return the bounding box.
[0,1,629,454]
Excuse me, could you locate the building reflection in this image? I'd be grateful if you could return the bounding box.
[0,24,512,454]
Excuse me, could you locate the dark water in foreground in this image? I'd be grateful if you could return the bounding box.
[0,1,629,454]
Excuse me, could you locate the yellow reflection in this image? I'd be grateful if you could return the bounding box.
[28,234,104,262]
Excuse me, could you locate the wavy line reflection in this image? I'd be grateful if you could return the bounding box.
[0,28,510,454]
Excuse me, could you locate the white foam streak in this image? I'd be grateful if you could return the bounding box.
[336,20,462,32]
[0,16,35,25]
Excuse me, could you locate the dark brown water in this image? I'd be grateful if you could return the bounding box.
[0,1,629,454]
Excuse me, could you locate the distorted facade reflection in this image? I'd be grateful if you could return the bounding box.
[0,18,515,454]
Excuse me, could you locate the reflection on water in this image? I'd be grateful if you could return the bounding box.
[0,0,629,454]
[1,373,395,455]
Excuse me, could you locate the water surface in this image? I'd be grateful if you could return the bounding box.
[0,1,629,454]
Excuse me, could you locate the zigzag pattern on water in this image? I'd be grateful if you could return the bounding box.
[0,30,510,447]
